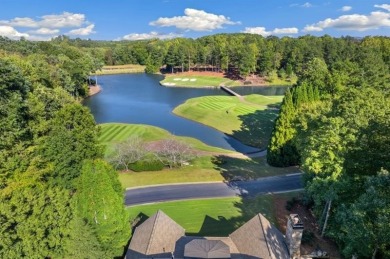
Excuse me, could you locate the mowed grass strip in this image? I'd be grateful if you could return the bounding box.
[99,123,234,157]
[119,156,223,188]
[128,192,301,237]
[244,94,284,106]
[119,155,298,188]
[161,75,240,88]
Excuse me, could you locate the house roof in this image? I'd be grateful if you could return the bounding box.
[184,239,230,258]
[128,210,185,258]
[229,213,290,259]
[127,211,290,259]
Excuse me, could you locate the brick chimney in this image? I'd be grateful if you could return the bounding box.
[286,214,304,259]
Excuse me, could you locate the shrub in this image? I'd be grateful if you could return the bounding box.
[285,197,299,211]
[129,160,165,172]
[302,229,315,245]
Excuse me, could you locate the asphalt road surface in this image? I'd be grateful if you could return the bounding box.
[125,173,302,206]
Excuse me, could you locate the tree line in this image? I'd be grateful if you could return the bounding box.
[267,37,390,257]
[0,38,128,258]
[56,34,390,81]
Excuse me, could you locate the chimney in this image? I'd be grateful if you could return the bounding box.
[286,214,304,259]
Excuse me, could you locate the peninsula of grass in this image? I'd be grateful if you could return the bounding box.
[99,123,232,154]
[128,191,302,237]
[160,75,240,88]
[173,94,283,148]
[95,64,145,75]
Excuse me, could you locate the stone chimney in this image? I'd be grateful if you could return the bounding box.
[286,214,304,259]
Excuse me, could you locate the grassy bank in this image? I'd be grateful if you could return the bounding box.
[128,191,301,237]
[160,75,240,87]
[173,95,283,148]
[95,64,145,75]
[118,155,298,188]
[99,123,233,154]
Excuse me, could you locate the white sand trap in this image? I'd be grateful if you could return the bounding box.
[163,82,176,86]
[190,78,197,81]
[182,78,189,81]
[173,78,181,81]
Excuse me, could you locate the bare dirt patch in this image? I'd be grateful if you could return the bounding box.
[171,71,226,78]
[88,85,101,96]
[273,194,341,258]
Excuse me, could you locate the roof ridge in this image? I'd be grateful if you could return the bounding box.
[145,210,162,255]
[258,213,272,258]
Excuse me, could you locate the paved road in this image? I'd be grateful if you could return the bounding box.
[125,173,302,206]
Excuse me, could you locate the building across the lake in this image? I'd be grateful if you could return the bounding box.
[126,210,304,259]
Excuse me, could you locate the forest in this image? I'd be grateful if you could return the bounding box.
[0,34,389,257]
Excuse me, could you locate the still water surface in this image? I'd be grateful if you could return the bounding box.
[83,74,286,153]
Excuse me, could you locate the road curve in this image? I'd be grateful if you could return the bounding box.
[125,173,303,206]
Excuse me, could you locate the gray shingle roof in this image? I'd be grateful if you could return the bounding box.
[184,239,230,258]
[229,214,290,259]
[128,210,185,258]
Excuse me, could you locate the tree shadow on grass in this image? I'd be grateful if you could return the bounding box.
[231,107,279,149]
[187,195,281,237]
[212,155,262,181]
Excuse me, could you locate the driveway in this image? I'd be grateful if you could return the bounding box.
[125,173,302,206]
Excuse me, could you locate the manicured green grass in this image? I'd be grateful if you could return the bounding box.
[128,191,302,237]
[118,155,299,188]
[95,64,145,75]
[214,156,299,181]
[119,156,224,188]
[244,94,284,106]
[99,123,233,154]
[161,75,240,88]
[173,95,282,148]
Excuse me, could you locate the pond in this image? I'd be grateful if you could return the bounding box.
[83,73,287,153]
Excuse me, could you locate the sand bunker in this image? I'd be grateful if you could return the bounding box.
[173,78,181,81]
[163,82,176,86]
[190,78,197,82]
[182,78,189,81]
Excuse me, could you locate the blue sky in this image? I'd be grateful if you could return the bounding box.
[0,0,389,40]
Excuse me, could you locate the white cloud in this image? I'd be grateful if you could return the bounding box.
[67,24,95,36]
[341,6,352,12]
[121,31,181,40]
[302,2,312,8]
[150,8,238,31]
[242,27,271,36]
[29,28,59,35]
[273,27,299,34]
[243,26,298,36]
[375,4,390,12]
[0,12,87,29]
[0,17,38,28]
[0,25,29,39]
[303,9,390,32]
[39,12,86,28]
[302,25,323,32]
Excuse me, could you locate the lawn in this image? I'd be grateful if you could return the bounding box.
[95,64,145,75]
[99,123,233,155]
[173,94,282,148]
[160,75,240,88]
[119,156,224,188]
[128,192,301,237]
[119,155,298,188]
